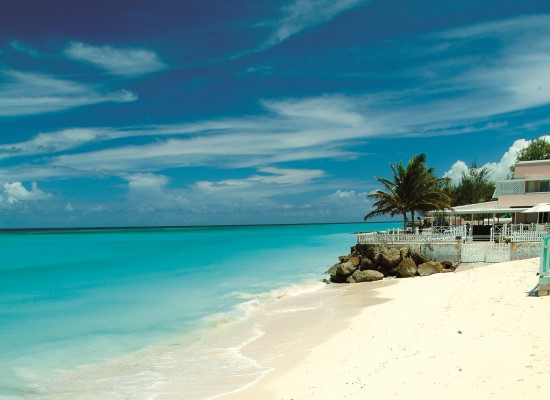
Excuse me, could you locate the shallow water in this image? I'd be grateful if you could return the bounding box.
[0,222,399,399]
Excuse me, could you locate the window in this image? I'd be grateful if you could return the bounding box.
[540,181,550,192]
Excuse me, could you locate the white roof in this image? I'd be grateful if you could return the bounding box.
[435,201,529,214]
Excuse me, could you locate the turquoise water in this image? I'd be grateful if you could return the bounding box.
[0,222,398,399]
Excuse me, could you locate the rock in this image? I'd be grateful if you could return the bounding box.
[336,259,359,277]
[351,243,372,256]
[400,247,410,259]
[330,274,348,283]
[346,269,385,283]
[360,257,376,271]
[353,244,384,265]
[326,263,340,275]
[441,260,456,271]
[380,247,402,269]
[327,263,349,283]
[365,245,384,264]
[338,255,350,263]
[395,257,417,278]
[328,265,348,283]
[411,251,429,266]
[349,256,361,267]
[417,261,444,276]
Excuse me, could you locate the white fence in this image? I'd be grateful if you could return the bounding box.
[357,226,469,245]
[502,223,550,243]
[357,223,550,245]
[461,242,511,263]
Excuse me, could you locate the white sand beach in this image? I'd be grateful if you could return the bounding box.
[221,258,550,400]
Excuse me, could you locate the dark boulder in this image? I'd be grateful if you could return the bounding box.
[395,257,417,278]
[346,269,385,283]
[400,247,411,259]
[411,251,429,266]
[360,257,376,271]
[335,256,361,277]
[380,247,402,269]
[441,260,456,271]
[417,261,444,276]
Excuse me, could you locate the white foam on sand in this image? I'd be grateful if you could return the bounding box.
[14,280,349,400]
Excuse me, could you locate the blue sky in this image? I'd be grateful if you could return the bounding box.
[1,0,550,228]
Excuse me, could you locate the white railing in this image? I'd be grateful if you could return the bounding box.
[357,226,469,245]
[502,223,550,243]
[357,223,550,245]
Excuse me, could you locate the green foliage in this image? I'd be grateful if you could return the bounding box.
[447,162,496,206]
[516,137,550,162]
[364,153,453,229]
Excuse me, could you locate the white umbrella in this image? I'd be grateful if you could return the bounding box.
[522,203,550,223]
[522,203,550,213]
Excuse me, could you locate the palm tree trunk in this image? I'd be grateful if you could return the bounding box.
[403,212,407,230]
[410,210,415,231]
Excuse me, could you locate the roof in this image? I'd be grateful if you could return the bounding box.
[434,201,529,214]
[516,159,550,166]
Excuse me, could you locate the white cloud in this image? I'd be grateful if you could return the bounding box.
[482,138,532,181]
[194,167,324,197]
[65,41,167,76]
[266,0,369,46]
[0,128,113,159]
[249,167,324,185]
[0,70,137,117]
[123,173,188,211]
[2,182,52,204]
[261,95,364,127]
[45,95,364,173]
[326,190,367,201]
[443,161,469,184]
[126,173,169,191]
[10,40,41,57]
[444,136,550,184]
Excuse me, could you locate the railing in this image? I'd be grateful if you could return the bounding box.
[357,223,550,245]
[357,226,470,245]
[504,223,550,243]
[493,179,525,197]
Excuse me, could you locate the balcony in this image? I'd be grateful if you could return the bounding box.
[493,179,525,197]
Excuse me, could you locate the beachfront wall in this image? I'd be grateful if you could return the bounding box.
[356,230,543,263]
[510,242,542,260]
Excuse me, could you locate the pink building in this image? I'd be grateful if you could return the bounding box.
[493,159,550,223]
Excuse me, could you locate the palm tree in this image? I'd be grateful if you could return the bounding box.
[364,153,452,230]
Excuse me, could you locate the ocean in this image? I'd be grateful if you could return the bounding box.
[0,222,399,399]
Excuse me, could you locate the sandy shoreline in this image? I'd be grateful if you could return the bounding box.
[220,258,550,400]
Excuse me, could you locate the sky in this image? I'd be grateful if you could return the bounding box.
[1,0,550,228]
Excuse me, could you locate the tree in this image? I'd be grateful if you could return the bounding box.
[516,137,550,162]
[364,154,453,230]
[449,162,496,206]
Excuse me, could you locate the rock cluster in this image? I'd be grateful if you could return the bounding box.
[326,244,457,283]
